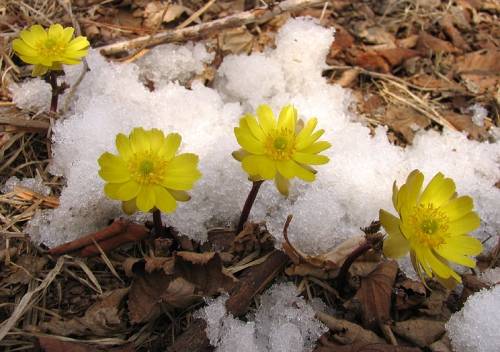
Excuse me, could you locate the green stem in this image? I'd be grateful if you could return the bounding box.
[236,180,264,234]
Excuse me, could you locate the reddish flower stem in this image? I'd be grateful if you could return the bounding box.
[236,180,264,234]
[48,71,59,114]
[153,208,164,236]
[337,240,372,287]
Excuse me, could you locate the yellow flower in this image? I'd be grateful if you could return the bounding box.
[233,104,331,196]
[98,128,202,214]
[380,170,483,284]
[12,24,89,76]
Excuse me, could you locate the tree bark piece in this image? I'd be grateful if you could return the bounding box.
[167,250,289,352]
[100,0,327,56]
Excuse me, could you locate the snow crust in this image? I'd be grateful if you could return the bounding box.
[196,282,327,352]
[446,285,500,352]
[10,17,500,255]
[1,175,51,196]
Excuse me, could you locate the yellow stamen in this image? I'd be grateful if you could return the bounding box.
[409,203,449,247]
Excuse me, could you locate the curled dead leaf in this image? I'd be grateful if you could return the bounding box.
[346,261,398,329]
[393,319,445,347]
[128,252,237,324]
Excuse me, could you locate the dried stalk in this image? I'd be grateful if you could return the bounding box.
[100,0,327,56]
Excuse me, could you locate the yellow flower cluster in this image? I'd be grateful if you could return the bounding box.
[233,104,331,196]
[12,24,89,76]
[381,170,483,284]
[98,128,201,214]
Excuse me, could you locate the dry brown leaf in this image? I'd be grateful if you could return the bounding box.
[455,49,500,74]
[375,48,420,67]
[38,336,134,352]
[3,256,48,286]
[354,51,390,73]
[218,27,255,55]
[429,333,453,352]
[315,341,421,352]
[394,278,427,311]
[383,105,430,143]
[441,111,489,140]
[232,222,274,257]
[328,26,354,60]
[440,15,470,51]
[41,288,129,336]
[284,234,366,275]
[409,74,462,91]
[346,261,398,329]
[128,252,237,323]
[143,2,186,28]
[417,33,458,55]
[393,319,445,347]
[316,311,385,345]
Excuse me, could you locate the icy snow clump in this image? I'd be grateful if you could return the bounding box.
[12,17,499,255]
[446,285,500,352]
[196,282,326,352]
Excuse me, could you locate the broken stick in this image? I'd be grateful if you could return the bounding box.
[100,0,327,56]
[48,219,147,256]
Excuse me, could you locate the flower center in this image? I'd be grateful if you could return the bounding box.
[409,204,449,247]
[265,129,295,161]
[38,39,66,59]
[128,152,167,185]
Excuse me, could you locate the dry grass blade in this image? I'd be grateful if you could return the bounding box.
[0,256,65,341]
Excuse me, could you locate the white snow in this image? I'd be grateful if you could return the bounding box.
[479,268,500,285]
[465,103,488,127]
[196,282,327,352]
[9,17,499,256]
[1,175,51,196]
[446,285,500,352]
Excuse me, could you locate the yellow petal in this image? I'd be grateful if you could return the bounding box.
[296,128,325,150]
[256,104,276,132]
[129,127,150,153]
[448,212,480,235]
[67,36,90,51]
[243,115,266,141]
[12,39,38,57]
[292,152,329,165]
[301,141,331,154]
[104,183,122,200]
[392,181,399,210]
[149,129,165,152]
[380,209,410,258]
[274,173,290,196]
[154,186,177,213]
[32,64,48,77]
[29,25,48,41]
[122,199,138,215]
[61,27,74,43]
[168,153,199,172]
[405,170,424,207]
[116,133,133,160]
[423,247,461,281]
[161,175,200,190]
[234,127,265,154]
[19,28,40,48]
[435,247,476,267]
[441,196,474,221]
[276,160,315,181]
[48,24,64,38]
[277,105,296,131]
[295,118,318,149]
[98,165,130,183]
[167,189,191,201]
[136,185,155,212]
[242,155,276,180]
[232,149,249,162]
[419,172,456,207]
[163,132,181,160]
[443,235,483,256]
[115,180,141,201]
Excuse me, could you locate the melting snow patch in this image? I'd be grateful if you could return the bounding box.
[196,282,326,352]
[10,17,499,257]
[446,285,500,352]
